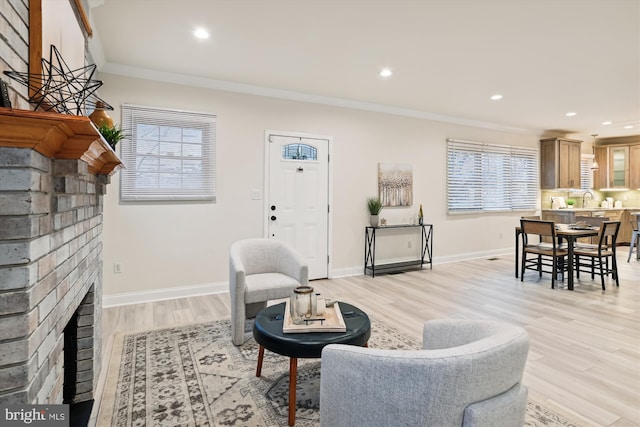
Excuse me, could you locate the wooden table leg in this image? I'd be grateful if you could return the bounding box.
[288,357,297,426]
[256,345,264,377]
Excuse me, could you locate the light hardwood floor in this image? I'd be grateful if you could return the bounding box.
[99,253,640,426]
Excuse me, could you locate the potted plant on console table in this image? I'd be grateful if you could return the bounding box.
[367,196,383,227]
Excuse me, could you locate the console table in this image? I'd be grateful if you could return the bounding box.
[364,224,433,277]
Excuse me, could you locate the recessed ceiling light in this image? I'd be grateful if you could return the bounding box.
[565,112,577,117]
[380,68,392,78]
[194,27,210,39]
[490,94,503,101]
[602,121,612,125]
[624,125,633,129]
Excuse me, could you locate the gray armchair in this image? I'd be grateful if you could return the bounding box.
[320,319,529,427]
[229,238,308,345]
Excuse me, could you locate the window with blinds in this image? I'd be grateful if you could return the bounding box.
[447,139,538,213]
[580,154,594,190]
[120,104,216,202]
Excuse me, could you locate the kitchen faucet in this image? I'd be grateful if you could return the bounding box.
[583,191,594,208]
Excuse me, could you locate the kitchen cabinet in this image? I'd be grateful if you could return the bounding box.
[541,211,574,243]
[542,210,595,243]
[542,211,575,224]
[594,146,608,190]
[630,145,640,189]
[593,142,639,189]
[540,137,582,189]
[609,146,630,188]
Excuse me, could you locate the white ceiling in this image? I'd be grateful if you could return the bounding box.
[88,0,640,138]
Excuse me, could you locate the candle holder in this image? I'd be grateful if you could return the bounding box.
[290,286,314,324]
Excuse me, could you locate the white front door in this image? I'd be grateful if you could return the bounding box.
[266,131,330,279]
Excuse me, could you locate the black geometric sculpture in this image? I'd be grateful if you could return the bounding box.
[4,44,112,115]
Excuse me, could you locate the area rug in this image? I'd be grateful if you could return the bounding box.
[98,319,584,427]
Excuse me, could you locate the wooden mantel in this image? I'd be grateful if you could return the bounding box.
[0,107,123,175]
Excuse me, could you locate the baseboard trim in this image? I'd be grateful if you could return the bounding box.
[103,281,228,308]
[103,250,513,307]
[435,248,512,265]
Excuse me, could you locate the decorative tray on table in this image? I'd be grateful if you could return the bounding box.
[283,300,347,333]
[568,222,595,230]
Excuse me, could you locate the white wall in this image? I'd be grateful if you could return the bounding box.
[99,73,539,301]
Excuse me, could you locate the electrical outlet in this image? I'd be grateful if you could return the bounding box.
[114,262,123,274]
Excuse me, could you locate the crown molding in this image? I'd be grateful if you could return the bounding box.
[99,62,538,135]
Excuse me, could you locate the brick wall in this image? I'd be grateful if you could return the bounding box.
[0,147,107,404]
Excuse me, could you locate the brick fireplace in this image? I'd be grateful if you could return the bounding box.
[0,108,122,405]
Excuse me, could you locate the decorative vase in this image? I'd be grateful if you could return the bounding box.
[370,215,379,227]
[89,101,114,128]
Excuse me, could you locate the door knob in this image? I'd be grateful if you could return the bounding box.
[271,215,277,221]
[271,205,276,211]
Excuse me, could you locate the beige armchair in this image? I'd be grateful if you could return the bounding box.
[229,238,308,345]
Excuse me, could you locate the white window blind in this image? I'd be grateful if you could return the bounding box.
[447,139,538,213]
[580,154,594,190]
[120,104,216,202]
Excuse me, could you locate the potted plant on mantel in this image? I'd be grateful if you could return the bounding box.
[97,123,126,150]
[89,101,125,150]
[367,196,383,227]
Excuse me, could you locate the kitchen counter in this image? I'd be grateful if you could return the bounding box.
[541,207,640,244]
[542,207,640,212]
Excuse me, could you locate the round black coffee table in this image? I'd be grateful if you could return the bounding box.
[253,301,370,426]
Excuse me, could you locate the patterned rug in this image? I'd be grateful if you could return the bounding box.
[98,319,585,426]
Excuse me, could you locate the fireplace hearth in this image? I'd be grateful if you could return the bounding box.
[0,109,121,407]
[63,303,96,427]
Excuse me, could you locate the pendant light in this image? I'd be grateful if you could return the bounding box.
[590,134,599,170]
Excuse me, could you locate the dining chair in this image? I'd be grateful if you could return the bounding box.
[519,215,543,243]
[520,219,568,289]
[574,216,609,226]
[574,216,610,255]
[574,221,621,290]
[514,216,542,279]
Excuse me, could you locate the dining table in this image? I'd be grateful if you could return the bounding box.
[515,223,599,290]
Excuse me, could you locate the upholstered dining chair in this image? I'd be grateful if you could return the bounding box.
[574,221,621,290]
[319,319,530,427]
[520,219,568,289]
[229,238,308,345]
